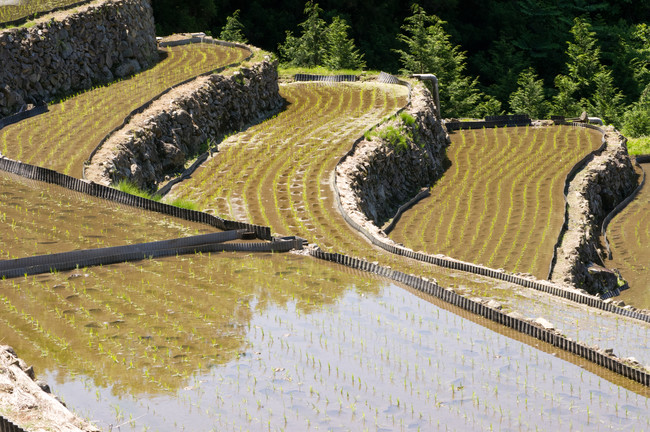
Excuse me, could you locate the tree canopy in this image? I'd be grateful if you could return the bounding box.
[153,0,650,130]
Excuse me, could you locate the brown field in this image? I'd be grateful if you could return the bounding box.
[0,42,248,177]
[389,126,603,279]
[606,162,650,308]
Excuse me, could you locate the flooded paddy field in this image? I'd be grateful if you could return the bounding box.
[1,253,648,431]
[164,82,529,302]
[486,281,650,364]
[0,171,215,259]
[389,125,603,280]
[606,162,650,310]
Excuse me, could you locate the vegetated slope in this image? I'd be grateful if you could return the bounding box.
[0,0,81,24]
[606,162,650,309]
[0,42,248,177]
[0,171,215,260]
[389,126,603,280]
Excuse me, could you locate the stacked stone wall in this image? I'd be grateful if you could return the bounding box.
[0,0,157,117]
[85,57,283,190]
[338,82,449,227]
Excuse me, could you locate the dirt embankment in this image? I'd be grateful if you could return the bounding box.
[0,346,99,432]
[85,57,283,191]
[551,128,638,294]
[336,81,449,232]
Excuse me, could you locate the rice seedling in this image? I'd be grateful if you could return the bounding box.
[605,162,650,308]
[390,125,603,279]
[0,171,214,259]
[0,0,80,25]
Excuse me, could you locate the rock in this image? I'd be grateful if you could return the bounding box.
[534,317,555,330]
[486,300,502,310]
[0,0,157,117]
[115,59,141,78]
[507,311,526,320]
[36,380,51,393]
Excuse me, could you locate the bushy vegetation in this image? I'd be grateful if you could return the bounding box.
[153,1,649,131]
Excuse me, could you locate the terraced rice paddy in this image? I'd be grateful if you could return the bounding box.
[164,80,650,363]
[0,42,248,177]
[169,82,408,246]
[1,36,649,428]
[0,171,215,259]
[606,163,650,309]
[389,125,603,279]
[166,82,538,298]
[0,0,80,24]
[1,254,648,431]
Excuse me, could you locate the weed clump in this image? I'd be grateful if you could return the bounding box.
[366,111,418,152]
[115,180,161,201]
[167,198,199,211]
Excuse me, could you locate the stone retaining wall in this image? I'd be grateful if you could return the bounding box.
[85,56,283,190]
[0,0,157,117]
[337,81,449,227]
[0,346,98,432]
[549,128,638,294]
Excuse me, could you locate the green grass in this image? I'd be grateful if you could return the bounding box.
[115,180,199,210]
[627,136,650,156]
[166,197,199,211]
[114,180,161,202]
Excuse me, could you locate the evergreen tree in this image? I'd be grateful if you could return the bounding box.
[508,68,550,119]
[621,84,650,137]
[566,17,603,94]
[394,4,484,118]
[554,17,625,123]
[621,24,650,100]
[551,74,581,117]
[278,1,327,67]
[324,16,366,70]
[585,70,624,125]
[153,0,217,36]
[219,10,248,44]
[475,37,529,106]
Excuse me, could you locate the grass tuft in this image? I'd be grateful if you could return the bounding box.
[114,180,161,202]
[166,198,199,211]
